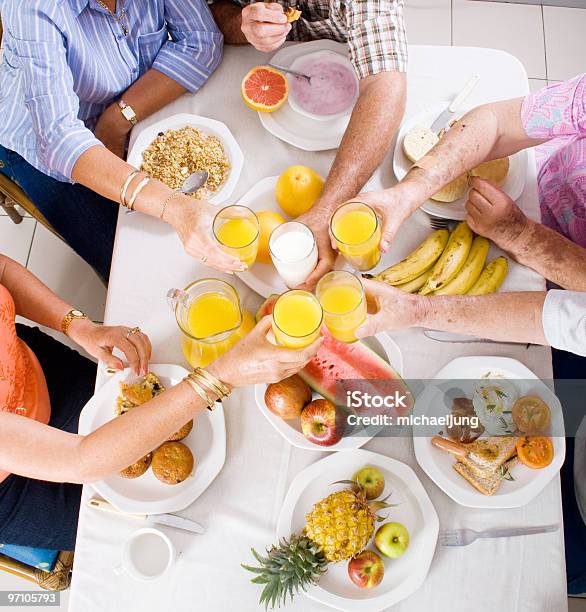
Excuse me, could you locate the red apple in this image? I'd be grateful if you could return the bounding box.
[300,399,345,446]
[264,375,312,420]
[347,551,385,589]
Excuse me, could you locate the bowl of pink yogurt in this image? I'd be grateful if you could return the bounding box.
[287,50,359,121]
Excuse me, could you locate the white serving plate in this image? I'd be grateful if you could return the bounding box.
[413,356,565,509]
[276,449,439,611]
[392,103,528,220]
[288,49,359,122]
[259,40,354,151]
[127,113,244,205]
[78,364,226,515]
[255,333,403,451]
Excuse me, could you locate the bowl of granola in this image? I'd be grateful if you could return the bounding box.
[127,113,244,204]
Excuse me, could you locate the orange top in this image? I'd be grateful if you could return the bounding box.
[0,273,51,482]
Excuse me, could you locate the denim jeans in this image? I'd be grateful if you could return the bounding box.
[0,145,117,281]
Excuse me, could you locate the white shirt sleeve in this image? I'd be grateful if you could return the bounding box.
[542,290,586,357]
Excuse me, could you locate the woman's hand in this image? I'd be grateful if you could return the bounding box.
[68,319,152,375]
[356,278,428,338]
[165,195,246,272]
[355,186,417,252]
[207,316,323,387]
[465,177,529,250]
[93,103,131,159]
[241,3,291,52]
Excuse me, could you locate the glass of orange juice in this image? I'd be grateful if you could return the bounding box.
[272,290,323,349]
[316,271,366,343]
[330,201,381,271]
[168,279,248,368]
[213,205,260,268]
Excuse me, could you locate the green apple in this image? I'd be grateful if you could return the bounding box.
[352,466,385,500]
[375,522,410,559]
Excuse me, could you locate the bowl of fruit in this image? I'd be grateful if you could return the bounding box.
[254,296,408,451]
[243,449,439,611]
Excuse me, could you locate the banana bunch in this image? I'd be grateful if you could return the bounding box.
[374,222,508,296]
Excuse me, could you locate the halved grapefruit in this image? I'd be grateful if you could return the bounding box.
[241,66,288,113]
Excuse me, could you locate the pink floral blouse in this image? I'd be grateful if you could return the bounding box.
[521,74,586,247]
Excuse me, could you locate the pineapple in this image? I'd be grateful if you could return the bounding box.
[243,481,389,609]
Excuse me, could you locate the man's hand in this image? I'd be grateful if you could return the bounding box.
[94,103,131,159]
[296,203,337,290]
[241,3,291,52]
[356,278,427,338]
[465,177,528,251]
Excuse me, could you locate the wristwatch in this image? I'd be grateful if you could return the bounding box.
[117,99,138,126]
[61,309,88,336]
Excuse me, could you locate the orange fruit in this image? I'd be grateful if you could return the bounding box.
[512,396,551,434]
[241,67,288,113]
[256,210,285,264]
[516,436,554,469]
[275,165,324,217]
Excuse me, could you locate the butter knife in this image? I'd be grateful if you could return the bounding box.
[88,498,205,534]
[430,75,480,134]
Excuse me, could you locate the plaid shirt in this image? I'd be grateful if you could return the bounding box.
[225,0,407,78]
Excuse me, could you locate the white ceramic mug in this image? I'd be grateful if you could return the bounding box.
[114,528,176,582]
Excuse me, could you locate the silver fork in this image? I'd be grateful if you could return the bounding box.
[428,215,453,230]
[439,524,558,547]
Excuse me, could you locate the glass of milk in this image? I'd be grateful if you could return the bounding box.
[269,221,318,288]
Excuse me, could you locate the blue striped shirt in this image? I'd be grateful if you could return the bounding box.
[0,0,223,182]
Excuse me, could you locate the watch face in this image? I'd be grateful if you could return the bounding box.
[121,106,135,121]
[72,310,84,317]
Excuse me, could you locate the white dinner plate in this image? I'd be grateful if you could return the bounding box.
[413,356,565,509]
[392,103,528,220]
[255,333,404,451]
[78,364,226,515]
[236,175,351,297]
[276,449,439,611]
[259,40,354,151]
[127,113,244,205]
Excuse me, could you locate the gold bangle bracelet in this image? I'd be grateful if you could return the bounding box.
[190,372,223,403]
[160,191,182,221]
[127,176,151,211]
[195,367,231,398]
[120,169,141,207]
[183,376,216,410]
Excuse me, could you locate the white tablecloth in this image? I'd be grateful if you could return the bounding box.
[68,45,566,612]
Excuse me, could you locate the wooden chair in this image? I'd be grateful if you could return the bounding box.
[0,551,74,591]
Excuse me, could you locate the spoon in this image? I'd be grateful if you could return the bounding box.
[179,170,209,194]
[268,62,311,82]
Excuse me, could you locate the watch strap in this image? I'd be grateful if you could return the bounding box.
[61,309,88,336]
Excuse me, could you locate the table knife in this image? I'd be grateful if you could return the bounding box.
[423,329,535,347]
[430,75,480,134]
[87,498,205,534]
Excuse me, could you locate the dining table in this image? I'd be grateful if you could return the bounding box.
[68,44,567,612]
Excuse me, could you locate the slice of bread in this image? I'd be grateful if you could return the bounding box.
[453,457,518,496]
[431,174,469,203]
[403,125,439,163]
[461,436,518,479]
[470,157,510,186]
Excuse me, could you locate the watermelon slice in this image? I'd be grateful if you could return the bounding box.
[254,295,410,413]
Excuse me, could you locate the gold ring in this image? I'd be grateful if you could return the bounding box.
[200,255,208,264]
[126,326,141,339]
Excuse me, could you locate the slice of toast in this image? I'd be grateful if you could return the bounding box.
[402,125,439,163]
[461,436,518,479]
[453,457,518,496]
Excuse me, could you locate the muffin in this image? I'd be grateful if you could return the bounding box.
[119,372,165,406]
[119,453,153,479]
[151,442,194,485]
[167,419,194,442]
